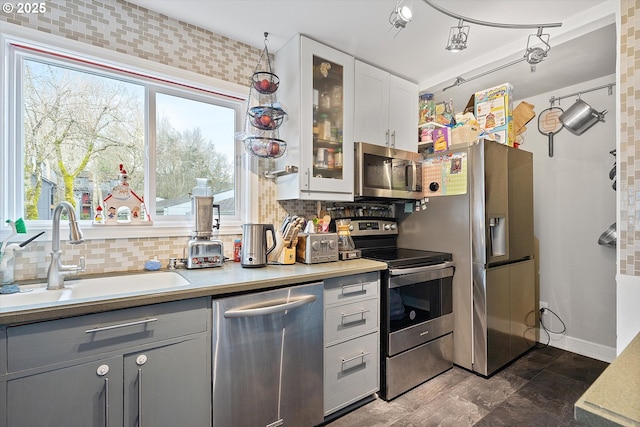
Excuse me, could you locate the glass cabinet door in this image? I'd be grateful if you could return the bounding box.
[312,55,344,180]
[300,37,353,197]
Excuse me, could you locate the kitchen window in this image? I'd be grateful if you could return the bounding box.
[2,36,246,236]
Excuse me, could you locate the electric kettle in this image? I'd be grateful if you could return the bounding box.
[241,224,276,267]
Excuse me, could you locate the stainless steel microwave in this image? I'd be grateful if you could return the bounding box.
[354,142,424,200]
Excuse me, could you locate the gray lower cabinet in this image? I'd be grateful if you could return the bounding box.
[7,355,124,427]
[1,298,210,427]
[323,272,380,416]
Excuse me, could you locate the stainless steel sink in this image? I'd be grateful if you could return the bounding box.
[0,271,190,310]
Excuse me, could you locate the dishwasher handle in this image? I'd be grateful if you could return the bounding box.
[223,294,317,318]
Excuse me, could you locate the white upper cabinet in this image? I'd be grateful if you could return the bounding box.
[276,35,355,201]
[354,60,418,152]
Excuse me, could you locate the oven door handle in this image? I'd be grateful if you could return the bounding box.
[388,261,455,276]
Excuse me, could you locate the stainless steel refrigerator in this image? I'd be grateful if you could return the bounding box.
[398,139,537,376]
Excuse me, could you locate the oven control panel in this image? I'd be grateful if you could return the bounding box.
[350,220,398,237]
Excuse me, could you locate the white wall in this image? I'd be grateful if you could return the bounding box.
[520,74,617,362]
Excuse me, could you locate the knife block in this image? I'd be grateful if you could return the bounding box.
[278,246,296,264]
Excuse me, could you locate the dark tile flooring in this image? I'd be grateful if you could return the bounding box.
[325,346,608,427]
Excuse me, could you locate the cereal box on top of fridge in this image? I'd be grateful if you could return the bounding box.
[474,83,514,146]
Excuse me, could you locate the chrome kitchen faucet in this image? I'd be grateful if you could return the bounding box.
[46,201,85,290]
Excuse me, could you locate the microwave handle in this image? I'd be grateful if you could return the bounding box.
[405,163,416,190]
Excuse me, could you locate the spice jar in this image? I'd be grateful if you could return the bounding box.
[334,148,343,168]
[327,148,335,169]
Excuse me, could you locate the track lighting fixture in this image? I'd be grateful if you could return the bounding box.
[389,1,413,29]
[446,19,470,52]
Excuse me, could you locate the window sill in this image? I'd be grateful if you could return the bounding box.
[10,221,243,242]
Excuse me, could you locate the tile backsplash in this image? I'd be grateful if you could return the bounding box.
[13,235,239,281]
[618,0,638,275]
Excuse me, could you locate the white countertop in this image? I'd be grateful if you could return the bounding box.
[0,259,387,325]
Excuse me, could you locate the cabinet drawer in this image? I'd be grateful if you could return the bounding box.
[324,272,378,305]
[7,297,208,372]
[324,331,379,415]
[325,298,379,344]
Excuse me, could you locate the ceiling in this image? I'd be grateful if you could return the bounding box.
[128,0,616,109]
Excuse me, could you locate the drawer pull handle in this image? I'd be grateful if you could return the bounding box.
[341,309,369,326]
[341,351,370,369]
[84,318,158,334]
[420,330,429,336]
[341,283,367,296]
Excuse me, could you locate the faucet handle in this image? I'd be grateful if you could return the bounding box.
[78,256,86,272]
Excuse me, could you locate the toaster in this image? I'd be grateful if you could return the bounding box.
[186,238,224,269]
[296,233,339,264]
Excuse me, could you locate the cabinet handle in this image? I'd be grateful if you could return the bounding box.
[391,130,396,147]
[306,167,310,189]
[138,368,143,427]
[104,377,109,427]
[341,308,370,326]
[341,351,369,370]
[341,282,367,296]
[84,318,158,334]
[385,129,390,146]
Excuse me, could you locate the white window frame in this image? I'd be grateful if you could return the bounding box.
[1,23,256,241]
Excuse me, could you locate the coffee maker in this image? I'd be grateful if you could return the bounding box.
[185,180,224,269]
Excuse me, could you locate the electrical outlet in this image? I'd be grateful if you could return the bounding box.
[539,301,548,319]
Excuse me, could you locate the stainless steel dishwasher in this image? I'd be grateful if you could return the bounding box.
[212,282,323,427]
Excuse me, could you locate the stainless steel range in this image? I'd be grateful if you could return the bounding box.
[350,219,455,400]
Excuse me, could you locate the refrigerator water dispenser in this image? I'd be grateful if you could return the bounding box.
[489,216,507,257]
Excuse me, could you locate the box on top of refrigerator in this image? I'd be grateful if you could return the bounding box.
[474,83,514,146]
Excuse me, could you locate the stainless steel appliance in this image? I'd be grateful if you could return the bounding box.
[212,282,323,427]
[296,233,339,264]
[241,223,276,267]
[355,142,424,200]
[185,195,223,269]
[398,139,536,376]
[351,219,454,400]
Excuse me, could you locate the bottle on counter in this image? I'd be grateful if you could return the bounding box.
[233,239,242,262]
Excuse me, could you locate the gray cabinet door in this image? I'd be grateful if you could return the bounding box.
[6,356,123,427]
[123,335,210,427]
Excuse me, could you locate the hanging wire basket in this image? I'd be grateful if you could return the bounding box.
[248,105,287,130]
[252,71,280,95]
[242,32,287,159]
[243,135,287,159]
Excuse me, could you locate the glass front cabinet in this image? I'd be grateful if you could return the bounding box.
[276,35,354,201]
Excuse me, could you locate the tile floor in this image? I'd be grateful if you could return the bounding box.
[325,345,608,427]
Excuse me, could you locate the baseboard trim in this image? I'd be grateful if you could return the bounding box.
[539,333,616,363]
